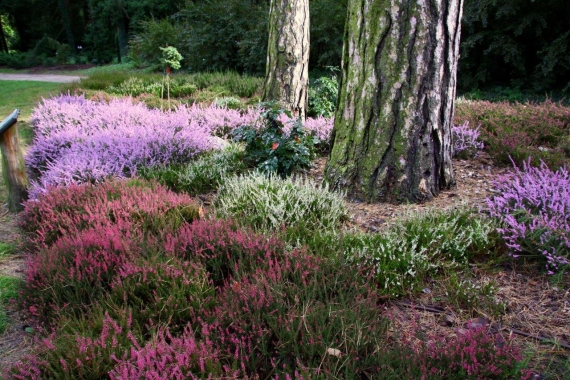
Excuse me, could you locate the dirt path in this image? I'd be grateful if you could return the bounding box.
[0,73,83,83]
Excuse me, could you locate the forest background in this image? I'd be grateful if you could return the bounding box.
[0,0,569,99]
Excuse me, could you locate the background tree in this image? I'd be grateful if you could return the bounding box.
[459,0,570,94]
[325,0,462,203]
[262,0,310,119]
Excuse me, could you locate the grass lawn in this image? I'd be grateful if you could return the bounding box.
[0,80,67,123]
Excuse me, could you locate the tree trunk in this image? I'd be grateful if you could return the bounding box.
[117,16,129,61]
[1,125,28,212]
[262,0,310,120]
[57,0,76,53]
[0,16,9,53]
[324,0,461,203]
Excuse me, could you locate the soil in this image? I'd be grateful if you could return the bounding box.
[0,152,568,376]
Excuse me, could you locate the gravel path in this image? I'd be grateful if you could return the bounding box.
[0,73,82,83]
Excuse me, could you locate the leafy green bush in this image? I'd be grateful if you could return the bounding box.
[308,68,339,118]
[214,171,347,233]
[232,105,318,176]
[106,76,197,98]
[129,19,185,70]
[139,143,246,195]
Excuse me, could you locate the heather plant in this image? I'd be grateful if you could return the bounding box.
[21,225,144,322]
[194,251,389,378]
[486,160,570,273]
[454,100,570,168]
[442,272,506,317]
[8,309,140,380]
[163,219,288,288]
[232,104,318,175]
[108,256,214,336]
[214,96,244,110]
[411,326,525,379]
[214,172,348,233]
[110,325,229,379]
[452,122,484,159]
[107,77,197,99]
[139,143,246,195]
[27,95,216,196]
[343,208,500,296]
[20,179,199,250]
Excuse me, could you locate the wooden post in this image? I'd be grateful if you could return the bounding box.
[0,109,28,212]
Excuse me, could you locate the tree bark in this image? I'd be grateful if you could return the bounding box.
[1,125,28,212]
[262,0,310,120]
[324,0,461,203]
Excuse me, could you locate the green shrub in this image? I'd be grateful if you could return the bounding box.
[232,104,318,176]
[139,143,246,195]
[75,71,133,91]
[342,208,501,296]
[308,68,339,118]
[129,19,185,70]
[214,171,347,232]
[214,96,244,110]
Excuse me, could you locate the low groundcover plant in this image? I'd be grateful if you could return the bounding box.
[487,159,569,273]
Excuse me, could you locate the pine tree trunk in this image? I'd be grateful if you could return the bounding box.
[0,124,28,212]
[325,0,462,203]
[262,0,310,120]
[57,0,76,53]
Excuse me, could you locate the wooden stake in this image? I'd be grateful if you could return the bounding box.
[0,110,28,212]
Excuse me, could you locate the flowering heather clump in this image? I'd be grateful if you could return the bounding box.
[8,311,137,380]
[20,179,198,250]
[413,326,524,379]
[452,122,484,158]
[109,257,214,336]
[164,219,288,287]
[22,225,142,321]
[27,95,333,196]
[454,100,570,168]
[215,172,347,233]
[110,326,231,380]
[487,160,570,273]
[27,95,215,197]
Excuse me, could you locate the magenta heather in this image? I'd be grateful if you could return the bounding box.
[487,159,570,273]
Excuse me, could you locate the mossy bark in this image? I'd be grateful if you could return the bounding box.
[263,0,310,120]
[325,0,462,203]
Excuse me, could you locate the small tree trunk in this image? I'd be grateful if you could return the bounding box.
[1,124,28,212]
[57,0,76,53]
[262,0,310,120]
[0,16,9,53]
[117,16,129,61]
[325,0,462,203]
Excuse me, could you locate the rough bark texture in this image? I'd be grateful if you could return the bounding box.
[325,0,461,203]
[0,126,28,212]
[262,0,310,120]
